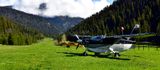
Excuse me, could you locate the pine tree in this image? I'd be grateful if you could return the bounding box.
[157,20,160,35]
[8,34,13,45]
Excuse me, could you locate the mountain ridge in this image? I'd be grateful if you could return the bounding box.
[0,6,83,36]
[0,6,61,36]
[46,16,83,32]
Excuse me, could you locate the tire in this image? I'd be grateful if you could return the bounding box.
[82,52,88,56]
[114,53,120,58]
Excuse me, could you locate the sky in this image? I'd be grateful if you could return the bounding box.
[0,0,114,18]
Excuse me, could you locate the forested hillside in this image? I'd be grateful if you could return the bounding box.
[67,0,160,35]
[0,16,44,45]
[0,7,61,36]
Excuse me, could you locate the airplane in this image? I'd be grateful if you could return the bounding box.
[75,35,136,58]
[67,24,141,58]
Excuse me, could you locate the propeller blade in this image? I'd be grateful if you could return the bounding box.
[75,34,83,43]
[76,43,80,50]
[75,34,80,40]
[75,34,83,50]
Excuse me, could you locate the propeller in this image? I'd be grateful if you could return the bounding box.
[75,35,83,50]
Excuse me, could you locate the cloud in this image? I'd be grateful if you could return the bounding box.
[0,0,113,18]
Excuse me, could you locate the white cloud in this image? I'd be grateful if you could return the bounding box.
[0,0,113,18]
[0,0,17,6]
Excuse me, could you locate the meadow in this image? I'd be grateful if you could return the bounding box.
[0,38,160,70]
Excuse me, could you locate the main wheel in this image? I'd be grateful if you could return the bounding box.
[114,53,120,58]
[82,51,88,56]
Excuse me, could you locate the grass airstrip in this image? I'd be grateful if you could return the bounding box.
[0,38,160,70]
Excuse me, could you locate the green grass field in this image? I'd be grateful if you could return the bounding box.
[0,38,160,70]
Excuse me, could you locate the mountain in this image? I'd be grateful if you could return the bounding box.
[0,6,83,45]
[67,0,160,35]
[0,7,83,36]
[45,16,83,32]
[0,16,44,45]
[0,7,61,36]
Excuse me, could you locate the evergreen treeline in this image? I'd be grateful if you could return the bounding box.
[67,0,160,35]
[0,16,44,45]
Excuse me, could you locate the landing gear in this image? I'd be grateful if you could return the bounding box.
[94,53,100,56]
[82,51,88,56]
[114,53,120,58]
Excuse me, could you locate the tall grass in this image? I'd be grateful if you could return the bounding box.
[0,38,160,70]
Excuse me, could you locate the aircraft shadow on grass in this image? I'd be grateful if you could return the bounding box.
[56,52,131,61]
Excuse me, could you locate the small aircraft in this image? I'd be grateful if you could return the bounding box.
[68,24,141,58]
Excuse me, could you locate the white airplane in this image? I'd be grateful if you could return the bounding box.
[75,35,136,58]
[71,24,140,58]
